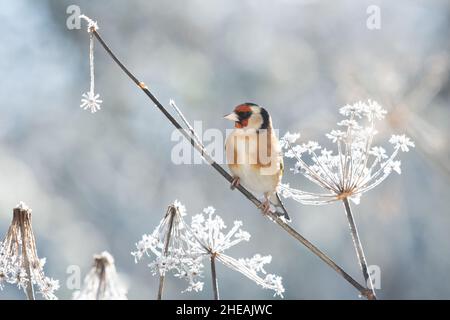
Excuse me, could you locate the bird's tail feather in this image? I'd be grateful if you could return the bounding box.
[270,193,291,222]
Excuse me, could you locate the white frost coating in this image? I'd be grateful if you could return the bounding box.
[132,201,285,297]
[79,14,102,113]
[279,100,414,205]
[132,201,205,293]
[73,251,127,300]
[0,204,59,299]
[79,15,99,32]
[15,201,32,213]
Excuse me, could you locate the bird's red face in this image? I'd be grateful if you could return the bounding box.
[224,103,254,128]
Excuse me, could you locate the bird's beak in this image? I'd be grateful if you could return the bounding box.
[224,112,239,122]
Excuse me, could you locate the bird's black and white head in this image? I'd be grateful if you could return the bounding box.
[224,103,271,130]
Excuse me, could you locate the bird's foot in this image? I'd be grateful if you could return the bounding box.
[258,199,271,215]
[230,177,240,190]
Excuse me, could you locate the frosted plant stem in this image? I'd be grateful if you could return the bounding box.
[210,254,219,300]
[17,209,35,300]
[342,198,377,300]
[87,28,373,300]
[157,206,176,300]
[268,213,372,298]
[96,261,107,300]
[89,33,95,95]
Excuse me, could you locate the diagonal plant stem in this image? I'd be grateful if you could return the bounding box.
[89,28,374,300]
[210,253,219,300]
[157,206,176,300]
[342,198,377,300]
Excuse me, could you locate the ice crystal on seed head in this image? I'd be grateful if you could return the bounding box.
[80,91,102,113]
[280,100,414,205]
[279,132,300,148]
[186,208,251,255]
[389,135,415,152]
[173,199,187,216]
[15,201,32,212]
[73,251,127,300]
[0,202,59,299]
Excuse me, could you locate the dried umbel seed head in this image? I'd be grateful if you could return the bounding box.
[73,251,127,300]
[132,201,204,293]
[0,202,59,300]
[93,251,116,274]
[132,201,285,297]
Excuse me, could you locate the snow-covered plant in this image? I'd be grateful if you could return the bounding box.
[280,100,414,205]
[0,202,59,300]
[280,100,414,300]
[132,201,204,298]
[73,251,127,300]
[132,201,284,299]
[79,15,102,113]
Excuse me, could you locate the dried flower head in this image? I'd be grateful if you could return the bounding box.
[73,251,127,300]
[185,207,284,297]
[132,201,204,293]
[0,202,59,300]
[79,14,102,113]
[132,202,284,297]
[280,100,414,205]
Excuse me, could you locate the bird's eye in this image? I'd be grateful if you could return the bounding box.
[237,111,252,120]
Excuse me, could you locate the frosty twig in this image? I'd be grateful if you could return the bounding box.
[79,15,102,113]
[343,198,376,299]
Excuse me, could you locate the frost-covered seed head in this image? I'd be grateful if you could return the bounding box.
[132,201,285,297]
[0,203,59,299]
[73,251,127,300]
[280,100,414,205]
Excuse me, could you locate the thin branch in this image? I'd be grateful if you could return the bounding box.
[210,254,219,300]
[157,206,176,300]
[342,198,377,300]
[89,28,373,300]
[170,100,205,153]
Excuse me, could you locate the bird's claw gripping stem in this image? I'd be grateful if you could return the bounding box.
[258,199,271,215]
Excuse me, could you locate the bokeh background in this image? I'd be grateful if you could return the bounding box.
[0,0,449,299]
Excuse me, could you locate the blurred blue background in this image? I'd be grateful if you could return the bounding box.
[0,0,449,299]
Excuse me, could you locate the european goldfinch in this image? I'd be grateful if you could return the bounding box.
[224,103,290,221]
